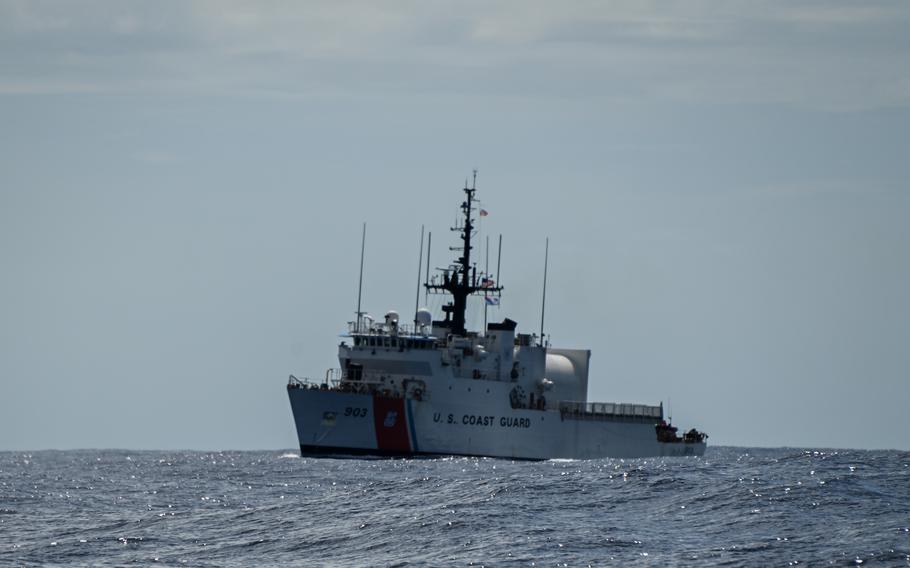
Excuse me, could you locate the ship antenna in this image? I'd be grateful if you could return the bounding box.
[414,225,425,327]
[540,237,549,344]
[496,234,502,293]
[484,235,490,330]
[355,222,366,332]
[424,231,432,305]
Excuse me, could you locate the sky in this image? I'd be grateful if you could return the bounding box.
[1,1,908,451]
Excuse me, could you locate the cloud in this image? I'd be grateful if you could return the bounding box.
[1,1,908,110]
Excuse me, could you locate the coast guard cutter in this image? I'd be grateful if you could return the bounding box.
[287,177,707,459]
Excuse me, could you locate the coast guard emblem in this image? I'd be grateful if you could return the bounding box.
[383,411,398,428]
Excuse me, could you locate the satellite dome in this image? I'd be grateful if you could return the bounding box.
[415,308,432,327]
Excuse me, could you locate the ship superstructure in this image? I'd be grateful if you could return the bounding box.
[287,176,707,459]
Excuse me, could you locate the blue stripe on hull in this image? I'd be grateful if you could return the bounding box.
[405,399,419,453]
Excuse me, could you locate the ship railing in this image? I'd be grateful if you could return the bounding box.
[341,375,388,387]
[288,374,316,389]
[324,368,343,385]
[287,370,343,390]
[559,401,663,420]
[289,371,411,399]
[346,321,431,338]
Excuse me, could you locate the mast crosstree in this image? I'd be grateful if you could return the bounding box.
[424,171,503,336]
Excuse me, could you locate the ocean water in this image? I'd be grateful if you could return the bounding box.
[1,448,907,567]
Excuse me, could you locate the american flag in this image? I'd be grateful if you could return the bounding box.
[484,296,500,306]
[481,277,495,288]
[479,209,489,217]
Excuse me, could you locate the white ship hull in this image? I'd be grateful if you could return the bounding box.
[288,387,706,460]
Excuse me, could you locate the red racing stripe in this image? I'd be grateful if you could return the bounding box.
[372,396,411,452]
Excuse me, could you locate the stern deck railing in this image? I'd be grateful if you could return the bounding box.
[559,401,663,422]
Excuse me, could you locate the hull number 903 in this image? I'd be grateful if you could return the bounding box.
[345,407,368,418]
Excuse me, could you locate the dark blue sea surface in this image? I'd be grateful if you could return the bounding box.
[1,447,907,566]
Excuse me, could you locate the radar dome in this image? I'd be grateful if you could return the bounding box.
[384,310,400,324]
[415,308,432,327]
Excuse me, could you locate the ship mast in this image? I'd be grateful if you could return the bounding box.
[425,171,502,336]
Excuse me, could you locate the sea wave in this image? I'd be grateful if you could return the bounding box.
[0,447,908,566]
